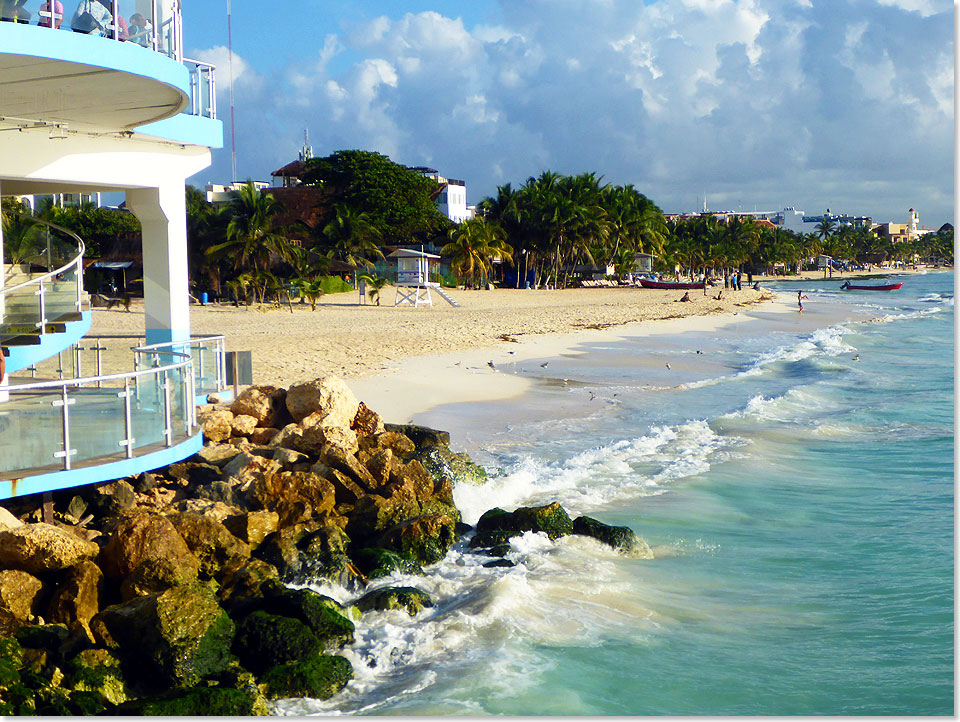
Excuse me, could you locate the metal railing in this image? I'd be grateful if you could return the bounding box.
[0,347,197,478]
[1,216,85,344]
[2,1,217,120]
[134,335,226,399]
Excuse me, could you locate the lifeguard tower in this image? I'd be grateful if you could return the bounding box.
[389,248,459,307]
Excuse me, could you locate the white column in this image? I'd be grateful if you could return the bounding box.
[126,183,190,346]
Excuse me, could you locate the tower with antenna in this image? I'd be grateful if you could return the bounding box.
[299,129,313,162]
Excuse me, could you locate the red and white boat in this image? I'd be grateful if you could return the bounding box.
[840,281,903,291]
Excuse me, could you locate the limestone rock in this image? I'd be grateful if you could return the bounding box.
[285,377,359,426]
[297,525,358,587]
[249,427,280,445]
[169,512,251,581]
[0,569,43,620]
[174,498,238,521]
[371,431,416,457]
[65,648,128,706]
[222,510,279,549]
[90,582,236,689]
[46,561,103,632]
[411,445,488,487]
[195,481,235,506]
[84,480,136,519]
[248,471,337,527]
[119,555,198,601]
[230,385,289,428]
[217,558,279,615]
[272,447,308,468]
[311,464,366,503]
[373,513,458,565]
[196,443,243,468]
[364,448,395,489]
[221,451,280,488]
[98,510,199,581]
[230,414,258,437]
[0,506,24,531]
[347,485,421,544]
[259,580,355,649]
[115,683,265,716]
[0,523,99,574]
[318,446,377,491]
[476,502,573,541]
[383,423,450,449]
[572,516,654,559]
[351,401,385,437]
[199,408,234,443]
[299,421,359,457]
[166,461,222,488]
[354,586,433,616]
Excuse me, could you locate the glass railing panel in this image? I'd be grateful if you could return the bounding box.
[0,391,62,473]
[130,371,167,448]
[1,284,42,337]
[64,385,128,462]
[168,366,190,439]
[191,340,220,395]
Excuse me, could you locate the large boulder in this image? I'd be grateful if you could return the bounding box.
[0,570,43,621]
[258,580,355,649]
[83,480,137,519]
[383,423,450,449]
[373,514,458,565]
[230,385,289,429]
[247,471,337,527]
[0,506,23,531]
[354,587,433,616]
[411,445,488,487]
[285,377,359,426]
[221,451,281,489]
[351,402,385,438]
[98,510,200,582]
[222,510,279,549]
[0,523,99,575]
[232,611,319,675]
[259,651,353,702]
[217,558,279,616]
[115,685,264,716]
[46,560,103,632]
[169,512,251,581]
[352,548,424,579]
[119,555,198,601]
[346,485,421,544]
[231,414,259,438]
[199,408,234,443]
[299,420,359,457]
[572,516,654,559]
[89,582,236,689]
[297,525,358,587]
[475,502,573,541]
[165,462,222,488]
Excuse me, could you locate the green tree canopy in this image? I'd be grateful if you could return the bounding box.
[302,150,450,245]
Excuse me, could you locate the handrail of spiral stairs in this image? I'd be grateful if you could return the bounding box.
[1,214,87,345]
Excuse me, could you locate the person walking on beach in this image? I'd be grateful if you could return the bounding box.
[797,290,808,314]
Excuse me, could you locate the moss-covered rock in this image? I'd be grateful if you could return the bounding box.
[475,502,573,541]
[14,624,69,652]
[115,685,265,715]
[89,582,235,690]
[354,586,433,616]
[259,580,354,649]
[0,636,23,688]
[352,547,424,579]
[298,525,360,588]
[68,689,107,715]
[32,685,72,715]
[411,445,488,487]
[373,514,458,565]
[259,651,353,701]
[232,611,319,675]
[64,648,128,706]
[571,516,654,558]
[383,423,450,449]
[468,529,515,555]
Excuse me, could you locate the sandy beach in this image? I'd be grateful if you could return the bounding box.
[79,267,930,422]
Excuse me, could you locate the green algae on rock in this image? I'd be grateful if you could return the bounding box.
[354,586,434,616]
[260,651,353,701]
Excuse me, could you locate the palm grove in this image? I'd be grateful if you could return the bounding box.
[2,150,953,303]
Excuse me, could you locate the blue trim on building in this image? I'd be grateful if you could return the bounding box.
[144,327,193,346]
[0,433,202,500]
[0,23,189,114]
[4,311,92,374]
[137,114,224,149]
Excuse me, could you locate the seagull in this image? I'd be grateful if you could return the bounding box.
[665,363,672,370]
[540,362,549,368]
[487,361,496,369]
[696,350,703,355]
[853,354,860,361]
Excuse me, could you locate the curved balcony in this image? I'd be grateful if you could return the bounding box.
[0,0,216,134]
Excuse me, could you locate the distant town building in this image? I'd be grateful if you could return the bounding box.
[873,209,934,243]
[205,181,269,206]
[408,167,473,223]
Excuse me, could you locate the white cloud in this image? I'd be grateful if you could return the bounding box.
[201,0,954,225]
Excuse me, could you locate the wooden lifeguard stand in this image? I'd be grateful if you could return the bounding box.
[387,248,458,307]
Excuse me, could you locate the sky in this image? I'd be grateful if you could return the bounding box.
[181,0,954,228]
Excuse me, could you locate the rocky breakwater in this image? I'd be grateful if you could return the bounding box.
[0,375,656,715]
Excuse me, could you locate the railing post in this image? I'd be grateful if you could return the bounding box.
[51,386,76,470]
[94,338,104,388]
[162,370,172,446]
[112,0,119,40]
[45,226,52,270]
[151,0,158,51]
[187,364,197,432]
[119,378,135,458]
[196,344,205,392]
[37,280,47,333]
[216,338,225,392]
[209,70,217,118]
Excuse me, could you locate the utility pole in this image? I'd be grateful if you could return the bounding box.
[227,0,237,182]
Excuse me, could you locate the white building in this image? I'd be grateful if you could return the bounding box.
[410,167,473,223]
[205,180,269,205]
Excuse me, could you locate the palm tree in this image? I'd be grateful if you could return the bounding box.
[321,204,383,272]
[292,276,326,310]
[206,181,296,276]
[357,271,389,305]
[442,219,513,288]
[815,218,836,240]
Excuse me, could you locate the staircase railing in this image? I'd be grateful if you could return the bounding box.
[1,215,86,345]
[0,347,197,482]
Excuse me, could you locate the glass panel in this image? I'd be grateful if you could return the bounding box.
[168,366,189,439]
[66,385,127,462]
[0,390,62,473]
[1,284,42,339]
[46,266,80,321]
[131,371,166,448]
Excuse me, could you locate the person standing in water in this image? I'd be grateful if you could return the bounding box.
[798,290,808,313]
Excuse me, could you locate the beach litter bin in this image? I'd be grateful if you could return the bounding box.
[201,292,208,305]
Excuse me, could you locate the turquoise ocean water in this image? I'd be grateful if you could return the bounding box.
[283,271,954,717]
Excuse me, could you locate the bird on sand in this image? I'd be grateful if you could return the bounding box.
[487,361,496,369]
[540,362,549,368]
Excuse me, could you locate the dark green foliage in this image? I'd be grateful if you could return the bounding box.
[68,690,107,715]
[259,652,353,701]
[115,685,258,716]
[352,547,425,579]
[302,150,450,245]
[233,611,319,675]
[572,516,641,552]
[0,637,23,688]
[354,587,433,616]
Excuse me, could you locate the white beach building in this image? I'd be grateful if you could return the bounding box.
[409,167,473,223]
[0,2,227,501]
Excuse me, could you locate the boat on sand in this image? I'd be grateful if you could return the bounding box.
[639,279,705,290]
[840,281,903,291]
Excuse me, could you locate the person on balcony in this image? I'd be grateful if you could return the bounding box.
[37,0,64,27]
[127,12,152,45]
[70,0,111,35]
[0,0,31,23]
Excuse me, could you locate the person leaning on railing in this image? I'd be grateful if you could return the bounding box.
[37,0,64,27]
[70,0,111,35]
